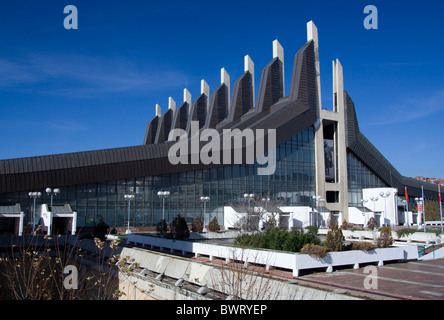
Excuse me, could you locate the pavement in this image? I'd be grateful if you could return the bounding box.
[297,258,444,300]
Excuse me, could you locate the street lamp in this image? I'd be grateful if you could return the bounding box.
[157,191,170,221]
[370,196,379,226]
[402,200,409,228]
[28,191,42,234]
[200,196,210,232]
[124,194,135,234]
[312,195,325,227]
[415,197,425,232]
[361,199,369,226]
[379,191,390,226]
[45,187,60,209]
[244,193,255,209]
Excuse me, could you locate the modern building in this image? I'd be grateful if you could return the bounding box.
[0,21,441,233]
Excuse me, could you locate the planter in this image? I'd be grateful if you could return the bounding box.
[128,234,419,279]
[293,245,418,277]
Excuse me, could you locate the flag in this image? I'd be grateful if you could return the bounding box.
[439,185,442,202]
[405,186,408,202]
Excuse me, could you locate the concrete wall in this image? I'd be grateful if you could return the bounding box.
[118,246,361,300]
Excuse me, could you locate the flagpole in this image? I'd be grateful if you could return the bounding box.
[421,185,426,232]
[439,185,443,234]
[405,186,410,228]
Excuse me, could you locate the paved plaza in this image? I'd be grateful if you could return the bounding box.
[298,258,444,300]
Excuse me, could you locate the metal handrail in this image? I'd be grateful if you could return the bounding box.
[418,244,442,259]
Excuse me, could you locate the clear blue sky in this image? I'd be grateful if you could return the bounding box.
[0,0,443,179]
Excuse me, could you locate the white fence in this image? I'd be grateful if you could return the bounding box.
[127,234,418,277]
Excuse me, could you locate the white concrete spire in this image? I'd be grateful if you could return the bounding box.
[221,67,230,86]
[201,79,210,112]
[272,39,285,96]
[307,20,322,110]
[155,104,161,117]
[221,68,231,110]
[307,20,319,47]
[244,55,255,107]
[168,97,176,112]
[244,55,254,73]
[272,39,284,61]
[201,79,209,97]
[183,88,192,105]
[332,59,344,113]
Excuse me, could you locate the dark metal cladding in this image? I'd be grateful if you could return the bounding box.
[154,108,174,144]
[204,83,229,130]
[226,71,254,126]
[142,115,159,145]
[171,101,189,131]
[255,57,284,114]
[186,93,208,133]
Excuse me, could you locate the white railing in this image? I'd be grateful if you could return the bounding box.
[127,234,418,277]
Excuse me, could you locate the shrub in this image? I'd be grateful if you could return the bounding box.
[283,229,321,252]
[324,224,344,252]
[170,214,190,240]
[396,228,416,238]
[234,228,321,253]
[305,225,319,236]
[300,244,327,258]
[93,221,110,241]
[208,217,220,232]
[191,217,204,233]
[376,226,393,248]
[326,212,336,229]
[352,241,375,251]
[366,217,377,230]
[156,219,168,235]
[340,220,351,230]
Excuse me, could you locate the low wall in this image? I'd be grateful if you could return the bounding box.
[127,234,418,278]
[119,247,361,300]
[318,229,443,245]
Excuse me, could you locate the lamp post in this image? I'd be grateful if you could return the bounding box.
[124,194,135,234]
[157,191,170,221]
[379,191,390,227]
[261,197,270,229]
[312,195,325,227]
[28,191,42,234]
[402,200,409,228]
[415,197,425,232]
[361,199,369,227]
[45,187,60,209]
[200,196,210,232]
[244,193,255,209]
[370,196,379,226]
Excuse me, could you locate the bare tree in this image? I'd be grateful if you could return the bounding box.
[209,246,282,300]
[0,230,149,300]
[229,192,284,233]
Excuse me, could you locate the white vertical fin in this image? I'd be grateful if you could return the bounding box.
[244,55,255,107]
[183,88,192,105]
[272,39,285,97]
[168,97,176,112]
[201,79,209,96]
[155,104,161,117]
[307,20,322,110]
[201,79,210,112]
[334,59,344,113]
[221,68,231,110]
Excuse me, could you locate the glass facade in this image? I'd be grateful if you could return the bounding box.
[0,127,316,229]
[347,152,386,207]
